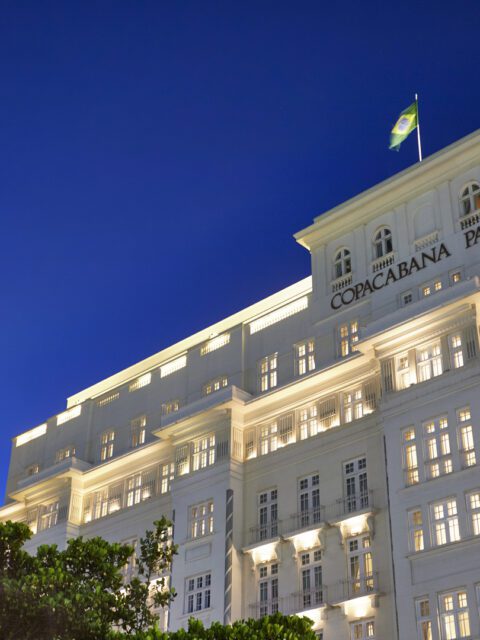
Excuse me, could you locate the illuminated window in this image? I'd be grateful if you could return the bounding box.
[460,181,480,216]
[299,549,323,609]
[373,227,393,259]
[100,430,115,461]
[160,355,187,378]
[467,491,480,536]
[403,427,419,485]
[417,342,443,382]
[343,388,364,423]
[38,501,59,532]
[347,535,374,595]
[175,444,189,476]
[351,620,375,639]
[189,500,214,539]
[450,271,462,285]
[339,320,359,357]
[185,572,211,613]
[439,590,470,639]
[200,333,230,355]
[343,457,368,513]
[298,404,319,440]
[258,353,278,392]
[96,392,119,407]
[161,463,174,494]
[126,468,156,506]
[55,446,76,463]
[129,372,151,392]
[421,280,442,298]
[162,399,180,415]
[449,334,464,369]
[295,339,315,376]
[131,415,146,448]
[249,297,309,334]
[203,376,228,396]
[26,463,40,476]
[423,416,452,479]
[457,407,476,468]
[57,405,81,426]
[16,423,47,447]
[431,498,460,546]
[415,598,432,640]
[192,434,215,471]
[298,474,321,526]
[257,563,278,616]
[258,489,278,541]
[333,248,352,279]
[259,422,278,455]
[408,509,424,552]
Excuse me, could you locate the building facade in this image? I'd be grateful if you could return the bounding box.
[3,130,480,640]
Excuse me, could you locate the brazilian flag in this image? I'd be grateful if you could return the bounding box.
[389,101,418,151]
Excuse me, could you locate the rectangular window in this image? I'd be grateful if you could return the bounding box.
[402,291,413,306]
[343,388,364,423]
[257,563,279,616]
[423,416,452,479]
[160,355,187,378]
[299,549,323,609]
[129,372,151,392]
[100,430,115,461]
[298,405,319,440]
[258,489,278,541]
[339,320,359,357]
[131,416,146,448]
[57,405,81,426]
[408,509,424,552]
[439,590,470,639]
[396,353,412,389]
[203,376,228,396]
[415,598,432,640]
[96,392,120,407]
[298,474,321,526]
[259,423,278,455]
[200,333,230,355]
[347,535,374,595]
[55,445,76,463]
[121,538,138,584]
[161,463,174,494]
[467,490,480,536]
[185,572,211,614]
[162,399,180,415]
[450,270,462,285]
[343,457,368,513]
[26,464,40,476]
[430,498,460,546]
[422,280,442,297]
[296,340,315,376]
[417,342,443,382]
[126,468,156,507]
[175,444,189,476]
[351,620,375,639]
[192,435,216,471]
[259,354,278,392]
[249,296,308,334]
[457,407,476,468]
[190,500,214,539]
[403,427,419,485]
[38,501,59,532]
[450,334,465,369]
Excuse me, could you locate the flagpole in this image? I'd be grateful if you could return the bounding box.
[415,93,423,162]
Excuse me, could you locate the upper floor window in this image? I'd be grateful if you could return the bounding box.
[339,320,359,357]
[162,399,180,415]
[460,182,480,217]
[258,489,278,540]
[259,353,278,392]
[185,572,211,614]
[257,563,278,616]
[347,534,374,594]
[190,500,214,539]
[295,339,315,376]
[430,498,460,546]
[373,227,393,259]
[192,434,216,471]
[26,463,40,476]
[55,446,76,463]
[333,248,352,279]
[415,598,432,640]
[203,376,228,396]
[100,430,115,461]
[439,590,470,639]
[351,619,375,639]
[131,416,146,448]
[299,549,323,609]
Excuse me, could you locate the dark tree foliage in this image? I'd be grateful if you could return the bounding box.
[0,517,176,640]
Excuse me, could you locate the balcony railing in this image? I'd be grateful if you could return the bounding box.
[291,588,325,611]
[249,599,280,619]
[328,572,378,604]
[248,521,281,545]
[326,490,373,522]
[460,210,480,230]
[284,507,325,535]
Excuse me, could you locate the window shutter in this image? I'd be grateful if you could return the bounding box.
[318,396,338,429]
[278,413,294,444]
[364,378,379,411]
[381,359,394,393]
[175,444,189,475]
[463,324,478,360]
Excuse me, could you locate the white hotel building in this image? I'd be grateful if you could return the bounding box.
[3,130,480,640]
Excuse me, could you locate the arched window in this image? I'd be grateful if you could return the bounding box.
[333,248,352,279]
[373,228,393,259]
[460,182,480,217]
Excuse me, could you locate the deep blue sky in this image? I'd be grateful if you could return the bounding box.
[1,1,479,500]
